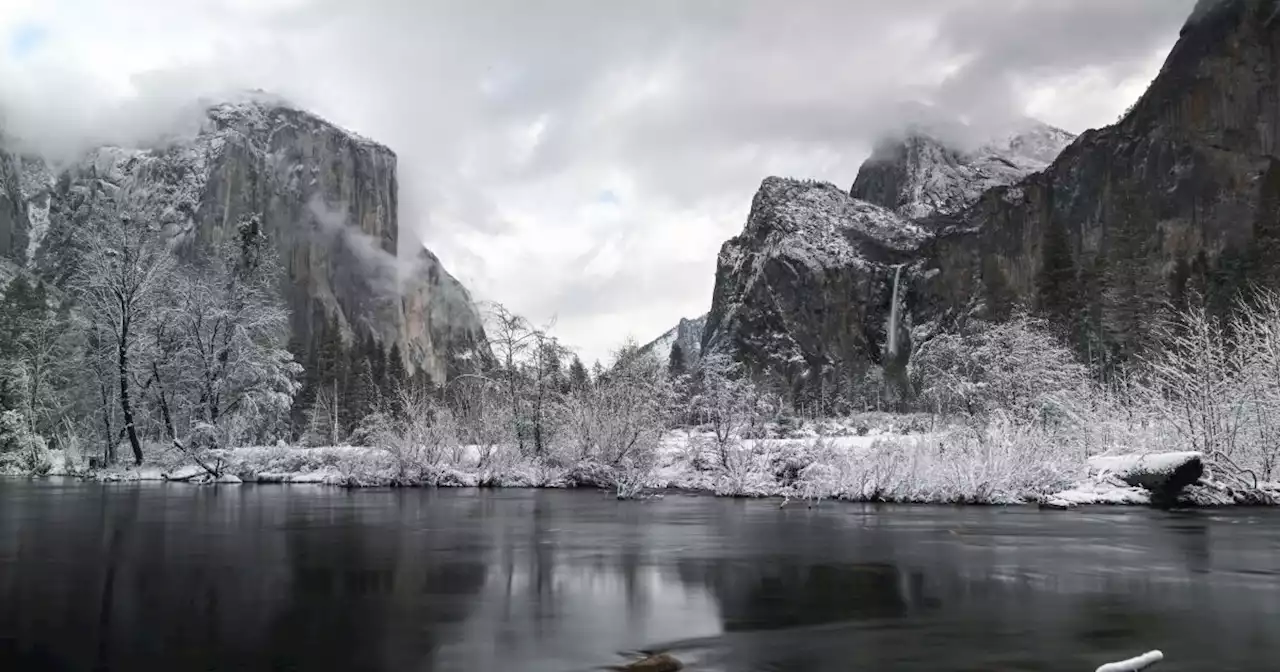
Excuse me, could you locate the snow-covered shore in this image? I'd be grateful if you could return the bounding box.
[19,419,1278,507]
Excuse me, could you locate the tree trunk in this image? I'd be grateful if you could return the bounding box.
[99,382,116,465]
[153,363,176,441]
[117,324,143,466]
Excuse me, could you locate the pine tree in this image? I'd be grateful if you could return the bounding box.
[288,331,313,437]
[568,356,589,392]
[368,332,386,401]
[1037,217,1076,324]
[668,342,687,377]
[345,355,375,434]
[386,342,407,394]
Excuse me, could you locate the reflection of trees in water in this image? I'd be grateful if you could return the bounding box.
[0,485,488,672]
[262,490,488,672]
[676,559,922,631]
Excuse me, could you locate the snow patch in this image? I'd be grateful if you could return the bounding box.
[1088,452,1202,479]
[855,119,1076,219]
[1096,650,1163,672]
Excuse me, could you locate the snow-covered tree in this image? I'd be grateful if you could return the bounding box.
[0,276,76,442]
[911,313,1089,425]
[555,339,675,495]
[483,302,537,451]
[567,355,590,392]
[71,213,177,465]
[446,375,510,469]
[690,352,768,464]
[156,217,301,461]
[365,382,458,484]
[528,329,570,456]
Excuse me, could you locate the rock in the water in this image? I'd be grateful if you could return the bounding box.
[615,653,683,672]
[1089,452,1204,501]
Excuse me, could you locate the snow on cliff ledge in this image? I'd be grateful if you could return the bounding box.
[851,118,1076,220]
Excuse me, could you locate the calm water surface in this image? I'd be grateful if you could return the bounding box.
[1,480,1278,671]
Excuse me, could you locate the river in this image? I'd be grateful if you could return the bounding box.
[0,480,1277,671]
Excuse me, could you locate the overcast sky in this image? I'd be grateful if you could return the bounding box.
[0,0,1196,364]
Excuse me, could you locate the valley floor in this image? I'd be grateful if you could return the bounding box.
[18,414,1279,508]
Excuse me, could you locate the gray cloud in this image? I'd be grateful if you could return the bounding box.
[0,0,1197,361]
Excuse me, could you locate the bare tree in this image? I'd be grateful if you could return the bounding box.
[1138,300,1244,459]
[446,375,510,469]
[483,302,537,452]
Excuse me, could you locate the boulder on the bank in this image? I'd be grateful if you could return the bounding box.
[1088,452,1204,501]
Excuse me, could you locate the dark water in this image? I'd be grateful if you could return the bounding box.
[1,482,1278,672]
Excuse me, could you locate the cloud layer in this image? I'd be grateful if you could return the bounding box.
[1,0,1196,363]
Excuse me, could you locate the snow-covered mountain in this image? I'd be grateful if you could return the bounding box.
[701,178,925,402]
[850,119,1076,220]
[702,0,1280,406]
[639,314,707,370]
[0,94,491,383]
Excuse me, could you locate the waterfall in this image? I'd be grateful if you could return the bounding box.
[887,264,904,358]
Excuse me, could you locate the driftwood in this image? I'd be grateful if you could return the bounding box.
[169,439,225,479]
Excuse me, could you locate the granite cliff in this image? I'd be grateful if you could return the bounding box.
[0,95,490,386]
[921,0,1280,369]
[702,0,1280,404]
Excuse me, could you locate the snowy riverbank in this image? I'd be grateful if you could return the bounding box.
[18,419,1279,507]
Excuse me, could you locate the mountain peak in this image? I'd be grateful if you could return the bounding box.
[851,117,1075,220]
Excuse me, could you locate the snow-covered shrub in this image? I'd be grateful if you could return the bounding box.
[1134,289,1280,481]
[790,420,1082,504]
[0,410,50,475]
[911,313,1089,425]
[555,342,674,497]
[332,449,396,487]
[366,385,460,485]
[713,443,780,497]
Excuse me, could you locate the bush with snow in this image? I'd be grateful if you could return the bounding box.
[0,410,51,475]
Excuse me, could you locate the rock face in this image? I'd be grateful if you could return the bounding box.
[851,120,1075,220]
[701,178,926,404]
[640,314,707,370]
[707,0,1280,398]
[0,96,490,383]
[921,0,1280,367]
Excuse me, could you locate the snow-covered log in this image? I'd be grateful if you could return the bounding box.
[612,653,683,672]
[1089,452,1203,499]
[1095,650,1163,672]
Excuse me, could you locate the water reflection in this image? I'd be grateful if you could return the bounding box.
[1,483,1278,672]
